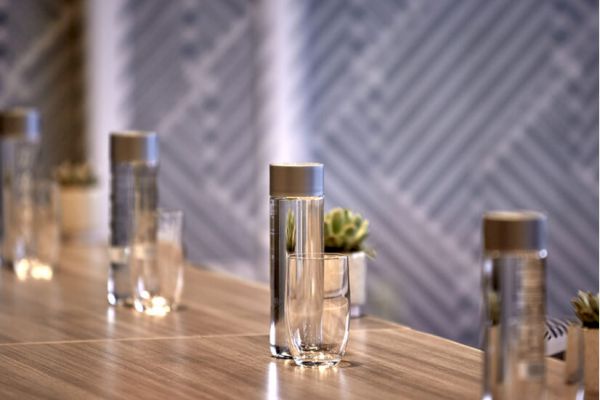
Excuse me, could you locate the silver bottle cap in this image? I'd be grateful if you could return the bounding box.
[0,107,40,141]
[483,210,547,251]
[270,163,324,197]
[110,131,159,165]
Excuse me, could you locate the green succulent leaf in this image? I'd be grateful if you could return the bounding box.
[572,291,599,328]
[54,162,98,187]
[285,209,296,253]
[332,212,342,234]
[324,207,375,258]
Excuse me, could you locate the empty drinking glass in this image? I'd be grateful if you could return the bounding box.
[34,180,61,265]
[286,253,350,367]
[13,179,60,281]
[131,209,184,316]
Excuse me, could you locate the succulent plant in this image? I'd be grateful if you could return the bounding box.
[324,208,375,258]
[487,292,500,325]
[286,209,296,253]
[572,291,599,329]
[55,162,98,187]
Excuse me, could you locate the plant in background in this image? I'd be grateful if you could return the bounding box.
[286,209,296,253]
[572,291,599,328]
[324,208,375,258]
[55,162,98,187]
[487,291,500,326]
[572,291,599,396]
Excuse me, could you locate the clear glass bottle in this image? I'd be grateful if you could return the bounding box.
[269,163,324,358]
[482,211,547,400]
[0,108,40,268]
[108,131,158,306]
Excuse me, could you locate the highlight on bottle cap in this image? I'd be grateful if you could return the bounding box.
[482,210,547,252]
[110,130,159,165]
[0,107,40,141]
[269,163,324,197]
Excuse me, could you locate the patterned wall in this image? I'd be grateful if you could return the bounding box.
[117,0,598,345]
[120,0,269,281]
[1,0,594,346]
[290,0,599,344]
[0,0,86,170]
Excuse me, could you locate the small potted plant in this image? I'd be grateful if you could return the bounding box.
[55,162,101,241]
[572,291,599,397]
[324,208,375,318]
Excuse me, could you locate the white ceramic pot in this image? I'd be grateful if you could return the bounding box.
[59,186,102,240]
[584,328,598,397]
[345,251,367,318]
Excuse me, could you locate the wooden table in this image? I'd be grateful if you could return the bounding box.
[0,244,575,399]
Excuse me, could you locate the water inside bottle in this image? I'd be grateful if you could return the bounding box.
[270,196,323,358]
[109,164,157,306]
[482,252,546,399]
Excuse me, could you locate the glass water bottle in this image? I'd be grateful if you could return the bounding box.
[269,163,324,358]
[0,108,40,268]
[482,211,547,400]
[108,131,159,306]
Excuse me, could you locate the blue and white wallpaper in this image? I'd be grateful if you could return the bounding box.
[0,0,597,346]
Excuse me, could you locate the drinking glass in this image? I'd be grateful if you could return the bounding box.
[13,180,60,281]
[131,209,184,316]
[286,253,350,367]
[34,180,61,265]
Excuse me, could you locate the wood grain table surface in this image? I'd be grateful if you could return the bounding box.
[0,244,577,399]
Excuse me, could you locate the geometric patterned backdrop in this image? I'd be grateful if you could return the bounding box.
[0,0,86,170]
[119,0,598,346]
[121,0,269,281]
[288,0,599,345]
[0,0,596,346]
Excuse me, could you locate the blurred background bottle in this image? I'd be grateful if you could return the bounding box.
[109,131,158,306]
[269,163,324,358]
[482,211,547,400]
[0,108,40,268]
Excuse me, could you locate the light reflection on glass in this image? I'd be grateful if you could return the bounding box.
[291,362,342,376]
[288,359,348,395]
[136,296,171,317]
[14,258,53,281]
